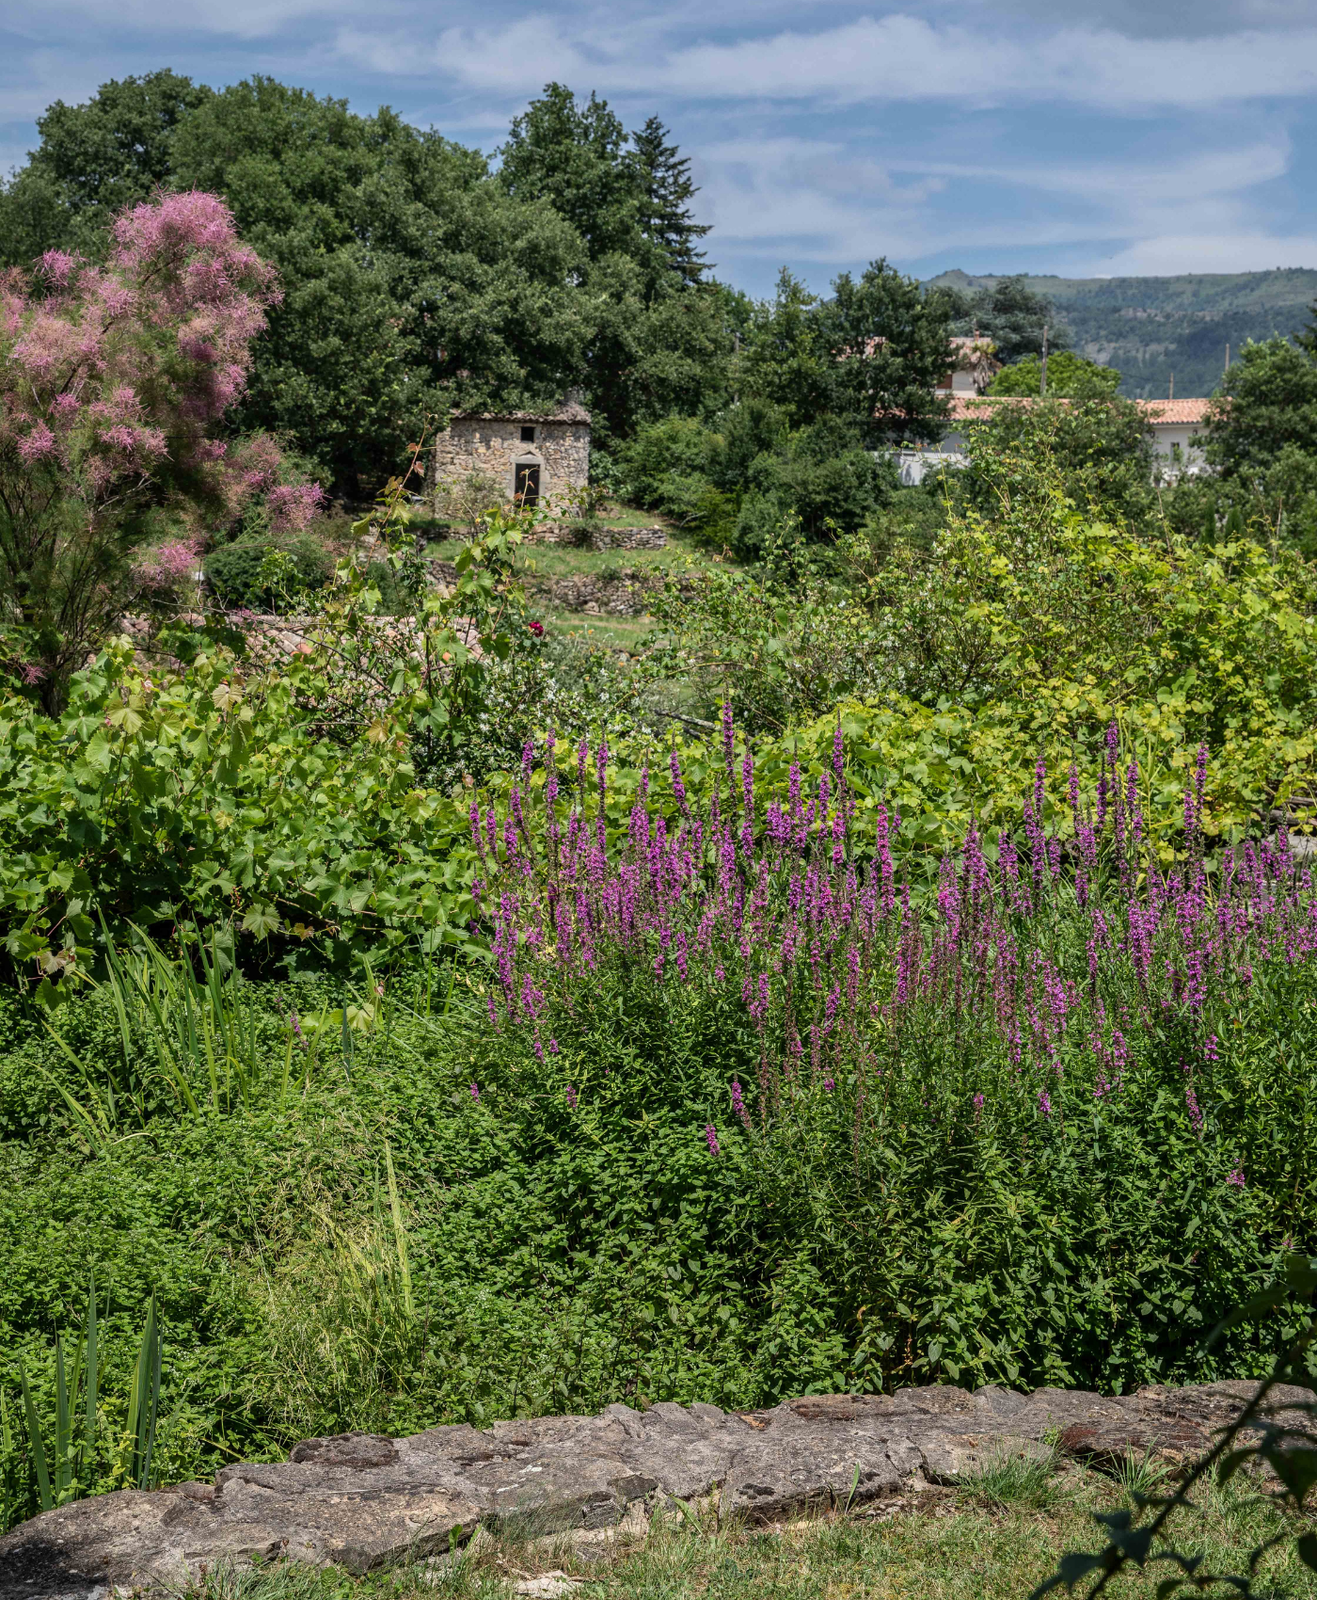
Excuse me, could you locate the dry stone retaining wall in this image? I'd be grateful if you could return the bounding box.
[2,1380,1310,1599]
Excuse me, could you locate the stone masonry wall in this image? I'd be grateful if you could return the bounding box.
[432,420,590,511]
[4,1380,1312,1596]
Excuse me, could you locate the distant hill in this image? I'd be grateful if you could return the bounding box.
[925,268,1317,400]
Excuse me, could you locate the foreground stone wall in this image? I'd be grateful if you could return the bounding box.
[3,1381,1309,1598]
[428,562,686,619]
[531,526,667,552]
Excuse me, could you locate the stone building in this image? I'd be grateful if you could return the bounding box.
[431,399,591,512]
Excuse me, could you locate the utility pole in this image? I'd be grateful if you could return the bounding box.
[1225,343,1231,374]
[1040,323,1049,397]
[1169,372,1174,400]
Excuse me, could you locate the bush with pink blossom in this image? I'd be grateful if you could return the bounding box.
[0,191,322,707]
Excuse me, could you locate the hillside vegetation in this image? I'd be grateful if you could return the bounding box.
[928,267,1317,399]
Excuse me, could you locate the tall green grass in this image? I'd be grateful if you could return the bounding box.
[5,1283,161,1528]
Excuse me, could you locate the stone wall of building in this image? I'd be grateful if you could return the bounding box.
[431,416,590,512]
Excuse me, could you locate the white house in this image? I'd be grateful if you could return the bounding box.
[1139,398,1211,475]
[893,394,1213,485]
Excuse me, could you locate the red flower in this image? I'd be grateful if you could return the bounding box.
[528,620,544,636]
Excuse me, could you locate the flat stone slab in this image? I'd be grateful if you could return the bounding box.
[2,1380,1311,1597]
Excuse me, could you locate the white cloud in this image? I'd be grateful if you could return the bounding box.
[385,11,1317,111]
[1089,232,1317,274]
[27,0,371,41]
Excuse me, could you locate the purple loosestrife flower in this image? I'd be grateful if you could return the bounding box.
[669,748,690,817]
[741,746,755,856]
[1205,1033,1219,1063]
[1038,1089,1052,1118]
[1185,1085,1204,1135]
[705,1123,721,1156]
[640,760,650,800]
[973,1092,985,1117]
[731,1080,750,1127]
[1227,1166,1245,1188]
[833,723,844,783]
[723,700,736,797]
[566,1083,577,1110]
[548,1038,559,1053]
[290,1010,302,1040]
[470,1082,480,1101]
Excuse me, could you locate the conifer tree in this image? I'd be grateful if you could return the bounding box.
[631,115,710,290]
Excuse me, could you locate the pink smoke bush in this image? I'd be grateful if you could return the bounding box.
[133,535,204,593]
[0,190,322,699]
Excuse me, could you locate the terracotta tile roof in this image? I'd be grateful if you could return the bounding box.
[943,395,1211,424]
[1136,399,1211,425]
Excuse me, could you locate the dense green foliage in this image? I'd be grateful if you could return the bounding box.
[0,75,734,488]
[1194,336,1317,557]
[950,274,1067,365]
[954,396,1156,525]
[5,87,1317,1583]
[3,733,1315,1530]
[987,351,1121,399]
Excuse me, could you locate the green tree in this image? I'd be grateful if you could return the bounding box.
[987,349,1120,399]
[497,83,639,262]
[582,256,733,446]
[171,79,590,490]
[966,274,1068,364]
[0,71,212,265]
[953,396,1155,526]
[736,269,833,429]
[1204,336,1317,478]
[1186,336,1317,555]
[631,114,710,290]
[814,260,956,447]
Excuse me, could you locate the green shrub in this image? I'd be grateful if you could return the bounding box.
[203,536,334,612]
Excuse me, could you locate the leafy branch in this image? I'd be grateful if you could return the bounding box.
[1031,1252,1317,1598]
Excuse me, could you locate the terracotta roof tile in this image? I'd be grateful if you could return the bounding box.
[944,395,1211,424]
[1136,399,1211,424]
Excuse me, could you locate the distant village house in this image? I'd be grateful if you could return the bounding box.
[935,336,1001,396]
[432,399,591,512]
[895,392,1212,485]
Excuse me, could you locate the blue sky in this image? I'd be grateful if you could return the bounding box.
[3,0,1317,297]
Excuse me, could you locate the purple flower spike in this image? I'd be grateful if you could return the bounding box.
[470,1082,480,1102]
[705,1123,721,1156]
[669,748,690,817]
[1227,1166,1245,1188]
[731,1080,750,1127]
[566,1083,577,1110]
[1038,1089,1052,1118]
[973,1092,985,1116]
